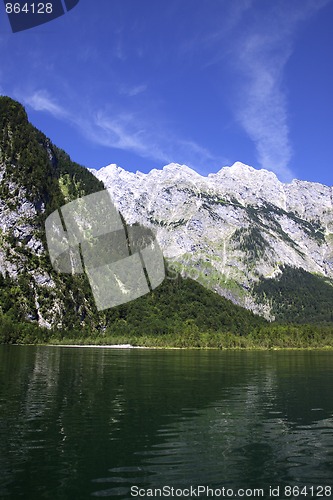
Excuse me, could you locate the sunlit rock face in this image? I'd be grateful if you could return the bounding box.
[91,162,333,318]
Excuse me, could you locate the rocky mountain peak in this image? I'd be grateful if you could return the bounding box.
[91,161,333,319]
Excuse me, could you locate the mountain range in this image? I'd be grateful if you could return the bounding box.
[90,162,333,320]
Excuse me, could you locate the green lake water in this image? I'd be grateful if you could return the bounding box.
[0,346,333,499]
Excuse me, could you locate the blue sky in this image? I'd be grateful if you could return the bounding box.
[0,0,332,185]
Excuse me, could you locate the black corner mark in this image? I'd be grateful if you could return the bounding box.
[4,0,80,33]
[64,0,79,11]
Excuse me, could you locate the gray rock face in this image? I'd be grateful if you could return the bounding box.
[90,162,333,318]
[0,162,56,326]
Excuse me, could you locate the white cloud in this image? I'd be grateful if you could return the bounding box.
[230,0,331,181]
[91,111,171,163]
[80,109,222,171]
[234,33,294,180]
[21,90,68,119]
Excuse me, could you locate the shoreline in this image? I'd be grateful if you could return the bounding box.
[47,343,150,349]
[47,344,137,349]
[45,343,184,350]
[20,343,333,351]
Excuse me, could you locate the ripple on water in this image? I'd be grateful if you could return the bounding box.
[2,347,333,499]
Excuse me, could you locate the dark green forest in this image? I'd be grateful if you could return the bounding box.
[253,265,333,324]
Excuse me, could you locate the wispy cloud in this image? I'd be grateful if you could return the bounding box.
[119,84,147,97]
[90,111,171,163]
[230,0,331,181]
[22,90,167,161]
[113,29,127,61]
[234,32,293,180]
[87,110,223,170]
[177,0,254,67]
[20,90,69,119]
[21,90,221,171]
[174,139,223,172]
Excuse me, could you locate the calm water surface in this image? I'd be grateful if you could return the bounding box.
[0,346,333,499]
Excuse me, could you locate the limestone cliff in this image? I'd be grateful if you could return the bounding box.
[91,162,333,319]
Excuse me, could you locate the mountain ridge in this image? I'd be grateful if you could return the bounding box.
[90,161,333,319]
[90,160,333,212]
